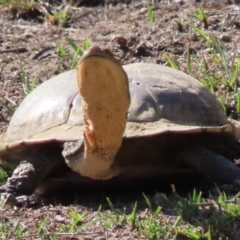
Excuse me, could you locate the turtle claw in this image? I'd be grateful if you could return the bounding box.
[1,192,41,207]
[209,179,240,196]
[0,179,41,207]
[15,194,41,207]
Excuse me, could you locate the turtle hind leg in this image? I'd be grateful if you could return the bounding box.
[0,144,64,207]
[177,147,240,194]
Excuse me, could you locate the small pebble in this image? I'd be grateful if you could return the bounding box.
[139,7,147,14]
[54,215,65,223]
[220,34,231,43]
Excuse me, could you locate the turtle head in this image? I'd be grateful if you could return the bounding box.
[67,46,130,179]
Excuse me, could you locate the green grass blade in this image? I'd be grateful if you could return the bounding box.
[0,99,15,116]
[83,37,91,50]
[165,53,180,70]
[147,4,155,26]
[106,197,119,222]
[37,217,48,235]
[236,92,240,113]
[216,97,226,112]
[70,47,81,69]
[191,24,212,45]
[229,60,240,88]
[65,36,82,53]
[129,202,138,230]
[142,193,152,212]
[0,168,7,183]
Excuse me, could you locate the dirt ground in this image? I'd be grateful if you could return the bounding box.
[1,0,240,239]
[1,0,240,133]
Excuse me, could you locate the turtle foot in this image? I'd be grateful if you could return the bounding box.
[0,178,41,207]
[0,161,39,196]
[1,192,41,207]
[0,161,41,207]
[209,179,240,196]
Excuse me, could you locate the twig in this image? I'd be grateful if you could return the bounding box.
[18,231,104,238]
[12,24,81,32]
[4,96,16,106]
[0,48,28,54]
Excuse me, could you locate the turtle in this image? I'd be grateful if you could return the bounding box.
[1,45,240,206]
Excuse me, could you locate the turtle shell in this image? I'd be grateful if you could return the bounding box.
[0,63,238,167]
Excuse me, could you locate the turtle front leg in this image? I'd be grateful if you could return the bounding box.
[0,144,64,207]
[177,147,240,193]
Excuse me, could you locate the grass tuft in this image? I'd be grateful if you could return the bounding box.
[147,4,155,26]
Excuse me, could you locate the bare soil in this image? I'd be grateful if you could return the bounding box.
[1,0,240,239]
[1,0,240,133]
